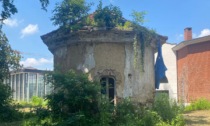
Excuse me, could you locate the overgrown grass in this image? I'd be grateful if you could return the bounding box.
[16,96,48,108]
[185,98,210,112]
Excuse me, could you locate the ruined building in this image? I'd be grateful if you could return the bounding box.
[41,28,167,104]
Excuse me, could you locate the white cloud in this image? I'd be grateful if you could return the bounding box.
[20,58,53,69]
[198,29,210,37]
[21,24,39,38]
[3,18,18,27]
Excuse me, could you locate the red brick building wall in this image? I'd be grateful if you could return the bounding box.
[177,40,210,103]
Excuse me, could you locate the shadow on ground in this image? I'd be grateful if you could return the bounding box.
[184,110,210,126]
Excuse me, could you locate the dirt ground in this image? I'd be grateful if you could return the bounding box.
[184,110,210,126]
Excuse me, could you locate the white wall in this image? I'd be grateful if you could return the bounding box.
[155,43,177,101]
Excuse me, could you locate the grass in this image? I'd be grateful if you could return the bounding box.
[185,98,210,112]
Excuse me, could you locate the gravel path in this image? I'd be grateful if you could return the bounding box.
[184,110,210,126]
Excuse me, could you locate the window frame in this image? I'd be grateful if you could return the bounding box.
[100,76,116,105]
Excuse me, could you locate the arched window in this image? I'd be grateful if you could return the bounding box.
[100,77,115,104]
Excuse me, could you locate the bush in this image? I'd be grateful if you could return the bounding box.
[111,99,167,126]
[153,93,184,126]
[26,71,185,126]
[0,82,22,122]
[46,70,101,125]
[31,96,46,107]
[185,98,210,112]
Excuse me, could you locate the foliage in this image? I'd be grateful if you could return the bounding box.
[130,10,147,25]
[117,21,133,30]
[111,99,163,126]
[85,15,95,26]
[0,0,17,22]
[22,116,57,126]
[132,26,157,72]
[0,81,22,122]
[0,82,12,107]
[21,71,186,126]
[51,0,92,31]
[94,1,123,28]
[153,93,185,126]
[0,30,21,81]
[185,98,210,112]
[45,70,101,125]
[31,96,46,107]
[0,0,49,123]
[39,0,49,11]
[0,30,22,122]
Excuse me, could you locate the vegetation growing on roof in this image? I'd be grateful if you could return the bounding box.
[94,0,123,28]
[51,0,159,72]
[51,0,92,31]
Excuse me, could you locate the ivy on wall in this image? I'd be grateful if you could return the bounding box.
[132,24,157,72]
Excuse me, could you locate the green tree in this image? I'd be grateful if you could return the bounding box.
[51,0,92,30]
[130,10,147,25]
[0,30,21,82]
[0,0,49,122]
[94,1,123,28]
[0,29,22,122]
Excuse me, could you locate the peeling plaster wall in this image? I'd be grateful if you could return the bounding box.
[124,43,155,104]
[53,42,155,104]
[91,43,125,98]
[77,44,95,73]
[54,46,67,71]
[42,30,166,104]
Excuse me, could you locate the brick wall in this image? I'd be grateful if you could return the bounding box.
[177,41,210,103]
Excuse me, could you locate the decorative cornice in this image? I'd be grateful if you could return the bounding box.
[41,28,167,53]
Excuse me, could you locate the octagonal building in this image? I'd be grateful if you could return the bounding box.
[41,28,167,104]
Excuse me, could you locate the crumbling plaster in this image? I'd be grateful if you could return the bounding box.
[41,29,167,104]
[124,43,155,103]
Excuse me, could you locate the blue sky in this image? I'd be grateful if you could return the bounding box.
[2,0,210,70]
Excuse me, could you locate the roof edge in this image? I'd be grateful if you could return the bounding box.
[172,35,210,51]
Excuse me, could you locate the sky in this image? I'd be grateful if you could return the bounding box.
[2,0,210,70]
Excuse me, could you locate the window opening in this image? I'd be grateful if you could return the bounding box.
[100,77,115,104]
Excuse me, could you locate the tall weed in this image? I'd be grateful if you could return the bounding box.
[153,93,185,126]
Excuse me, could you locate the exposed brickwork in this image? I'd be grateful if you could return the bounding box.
[177,41,210,103]
[184,27,192,41]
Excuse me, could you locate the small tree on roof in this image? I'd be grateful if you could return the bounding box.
[51,0,92,31]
